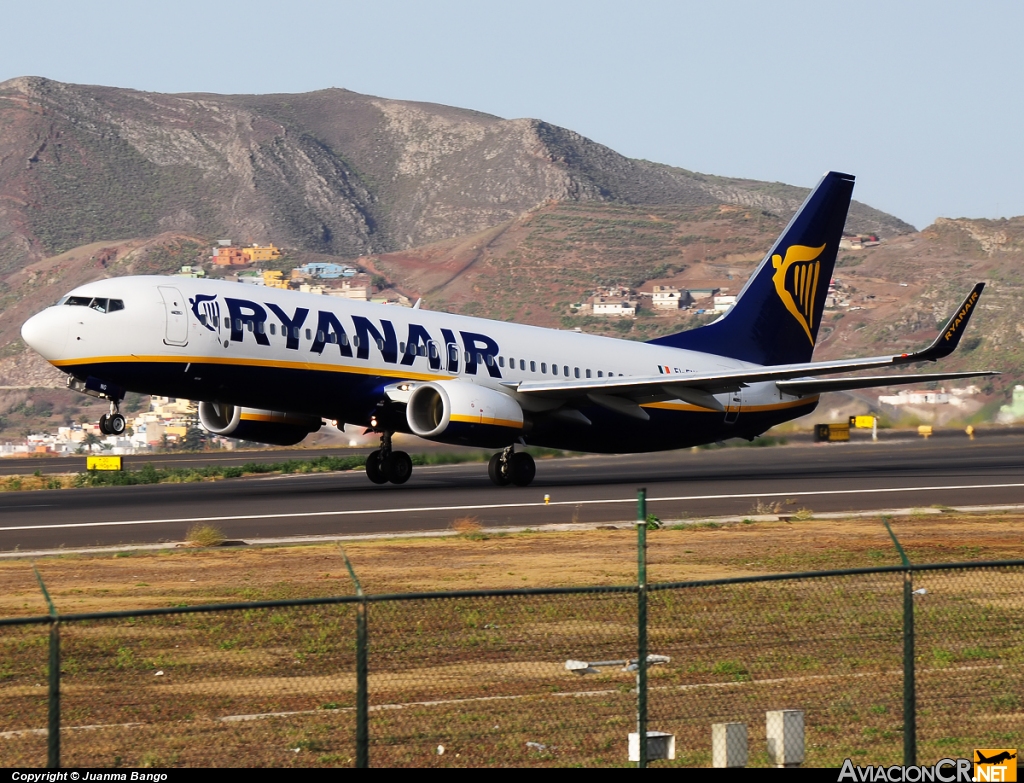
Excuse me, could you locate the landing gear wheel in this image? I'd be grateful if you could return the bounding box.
[384,451,413,485]
[365,450,388,484]
[488,452,511,486]
[98,414,111,436]
[509,452,536,487]
[108,413,126,436]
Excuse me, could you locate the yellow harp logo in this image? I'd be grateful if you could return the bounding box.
[772,244,826,345]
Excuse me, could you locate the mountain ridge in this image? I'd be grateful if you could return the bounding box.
[0,76,913,276]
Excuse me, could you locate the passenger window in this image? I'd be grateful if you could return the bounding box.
[352,335,360,348]
[306,329,312,341]
[108,299,124,312]
[329,333,338,344]
[575,367,580,378]
[586,369,591,378]
[270,324,276,335]
[400,342,406,354]
[564,366,570,377]
[246,321,254,332]
[235,319,243,331]
[485,355,494,367]
[340,333,348,346]
[317,330,325,342]
[553,365,559,375]
[465,351,471,365]
[499,356,505,368]
[598,371,603,377]
[224,317,230,329]
[429,342,439,360]
[540,362,547,373]
[418,344,426,357]
[376,338,384,350]
[292,327,299,339]
[520,359,526,371]
[448,344,459,368]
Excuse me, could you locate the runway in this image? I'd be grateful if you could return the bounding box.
[2,436,1024,552]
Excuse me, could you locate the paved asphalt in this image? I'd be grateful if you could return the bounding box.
[2,435,1024,552]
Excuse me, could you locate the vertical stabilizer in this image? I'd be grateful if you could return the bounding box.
[647,171,855,365]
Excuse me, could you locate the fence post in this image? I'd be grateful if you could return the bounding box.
[34,567,60,769]
[342,551,369,769]
[636,488,648,769]
[883,519,916,765]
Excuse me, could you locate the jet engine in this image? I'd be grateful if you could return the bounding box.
[198,402,323,446]
[405,381,523,447]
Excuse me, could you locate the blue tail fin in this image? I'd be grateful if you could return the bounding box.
[647,171,855,365]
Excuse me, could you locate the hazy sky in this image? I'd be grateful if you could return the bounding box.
[2,1,1020,230]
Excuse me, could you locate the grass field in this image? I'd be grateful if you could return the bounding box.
[1,513,1022,767]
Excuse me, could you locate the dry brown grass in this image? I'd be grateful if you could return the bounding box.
[184,524,226,548]
[450,516,483,535]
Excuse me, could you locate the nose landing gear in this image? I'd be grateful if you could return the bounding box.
[488,445,536,487]
[366,431,413,485]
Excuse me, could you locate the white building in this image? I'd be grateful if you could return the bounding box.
[651,285,682,310]
[712,295,737,313]
[878,389,951,406]
[593,297,636,316]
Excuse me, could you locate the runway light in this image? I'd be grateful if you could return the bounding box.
[544,494,550,505]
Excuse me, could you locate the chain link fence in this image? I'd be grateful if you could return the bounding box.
[2,562,1022,767]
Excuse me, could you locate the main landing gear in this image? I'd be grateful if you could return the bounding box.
[98,400,126,436]
[365,431,413,485]
[488,445,536,487]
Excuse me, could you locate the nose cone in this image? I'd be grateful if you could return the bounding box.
[21,307,69,362]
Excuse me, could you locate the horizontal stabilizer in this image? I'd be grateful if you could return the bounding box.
[776,370,998,396]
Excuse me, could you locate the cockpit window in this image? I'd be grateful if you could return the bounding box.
[63,297,124,312]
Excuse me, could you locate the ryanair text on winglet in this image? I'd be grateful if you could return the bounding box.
[945,290,980,342]
[838,758,973,782]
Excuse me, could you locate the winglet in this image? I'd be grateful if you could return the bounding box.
[900,283,985,363]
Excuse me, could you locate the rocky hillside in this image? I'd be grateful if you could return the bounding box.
[0,77,911,276]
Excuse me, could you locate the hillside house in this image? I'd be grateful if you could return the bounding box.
[242,244,282,262]
[712,294,737,313]
[211,246,249,265]
[298,262,356,279]
[593,296,637,316]
[651,285,683,310]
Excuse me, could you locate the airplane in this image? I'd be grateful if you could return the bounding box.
[20,171,996,487]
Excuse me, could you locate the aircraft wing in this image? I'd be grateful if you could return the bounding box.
[512,283,992,407]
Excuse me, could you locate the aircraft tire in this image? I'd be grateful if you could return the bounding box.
[109,413,127,435]
[510,452,536,487]
[488,453,511,486]
[98,414,112,436]
[385,451,413,485]
[365,450,388,484]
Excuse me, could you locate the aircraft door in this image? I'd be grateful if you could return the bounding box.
[159,286,189,346]
[724,389,744,424]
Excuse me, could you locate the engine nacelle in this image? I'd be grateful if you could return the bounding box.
[406,381,524,447]
[198,402,322,447]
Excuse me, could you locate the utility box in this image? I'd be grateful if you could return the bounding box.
[814,423,850,442]
[712,722,748,768]
[766,710,804,767]
[628,731,675,762]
